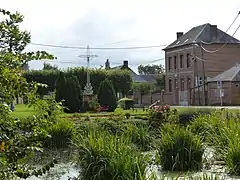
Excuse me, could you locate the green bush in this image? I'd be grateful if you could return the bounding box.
[88,98,100,112]
[158,123,203,171]
[55,71,66,103]
[75,130,149,180]
[118,97,134,110]
[44,119,74,148]
[97,79,117,112]
[55,74,83,113]
[148,106,172,128]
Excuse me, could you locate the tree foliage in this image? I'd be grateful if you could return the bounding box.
[43,62,58,71]
[97,79,117,112]
[155,74,165,90]
[0,8,59,178]
[133,82,154,95]
[138,64,164,75]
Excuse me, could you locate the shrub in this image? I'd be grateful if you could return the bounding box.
[55,74,83,113]
[55,71,66,103]
[148,105,172,128]
[118,98,134,110]
[64,76,83,113]
[158,123,203,171]
[75,130,149,180]
[125,112,131,119]
[178,108,213,126]
[97,79,117,112]
[44,119,74,148]
[88,98,100,112]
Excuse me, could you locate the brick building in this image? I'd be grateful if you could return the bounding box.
[163,23,240,106]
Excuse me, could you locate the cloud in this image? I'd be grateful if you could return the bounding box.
[28,9,164,72]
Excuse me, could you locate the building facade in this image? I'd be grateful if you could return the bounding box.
[163,23,240,106]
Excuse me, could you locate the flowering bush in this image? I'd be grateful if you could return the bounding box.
[148,105,171,128]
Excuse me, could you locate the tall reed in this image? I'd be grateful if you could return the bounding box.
[75,129,150,180]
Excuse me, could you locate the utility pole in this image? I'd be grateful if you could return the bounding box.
[192,44,196,106]
[200,43,206,106]
[78,45,98,96]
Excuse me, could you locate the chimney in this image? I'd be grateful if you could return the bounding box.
[105,59,110,69]
[210,25,218,40]
[123,60,128,67]
[177,32,184,39]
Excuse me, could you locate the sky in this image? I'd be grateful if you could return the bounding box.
[1,0,240,73]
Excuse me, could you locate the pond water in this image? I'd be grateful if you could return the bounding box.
[27,163,79,180]
[24,148,240,180]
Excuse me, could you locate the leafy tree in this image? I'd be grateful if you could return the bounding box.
[97,79,117,112]
[43,62,58,71]
[138,64,164,75]
[155,74,165,90]
[0,8,58,178]
[133,82,154,104]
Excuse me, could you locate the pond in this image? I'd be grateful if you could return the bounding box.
[25,148,240,180]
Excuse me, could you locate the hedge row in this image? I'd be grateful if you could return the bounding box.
[24,67,133,96]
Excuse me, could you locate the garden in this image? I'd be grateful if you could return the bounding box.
[1,8,240,180]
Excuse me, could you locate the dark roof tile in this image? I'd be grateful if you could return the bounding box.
[164,23,240,50]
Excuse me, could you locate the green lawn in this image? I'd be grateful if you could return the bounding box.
[10,104,148,118]
[11,104,239,119]
[11,104,35,118]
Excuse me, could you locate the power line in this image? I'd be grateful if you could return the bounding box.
[201,11,240,45]
[29,42,167,50]
[201,23,240,53]
[41,58,165,66]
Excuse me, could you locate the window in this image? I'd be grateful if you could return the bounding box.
[180,78,184,91]
[199,77,202,85]
[187,53,190,68]
[168,57,171,71]
[180,55,183,69]
[169,79,172,92]
[174,56,177,69]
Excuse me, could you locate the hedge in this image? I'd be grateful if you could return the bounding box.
[24,68,133,96]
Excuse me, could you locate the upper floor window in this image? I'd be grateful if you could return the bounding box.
[169,79,172,92]
[168,57,171,71]
[174,56,177,69]
[180,55,183,69]
[187,53,190,68]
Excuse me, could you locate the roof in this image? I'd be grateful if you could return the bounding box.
[209,64,240,82]
[164,23,240,50]
[133,75,148,83]
[110,64,159,83]
[138,74,158,83]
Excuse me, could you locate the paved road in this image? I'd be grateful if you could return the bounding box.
[171,106,240,109]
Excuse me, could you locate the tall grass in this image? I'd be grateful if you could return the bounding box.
[44,118,74,148]
[75,119,153,151]
[75,130,150,180]
[189,110,240,175]
[158,123,203,171]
